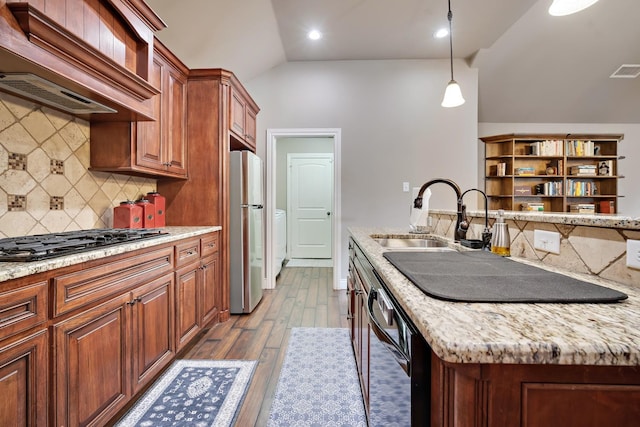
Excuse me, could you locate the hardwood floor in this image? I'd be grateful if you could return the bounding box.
[184,266,348,426]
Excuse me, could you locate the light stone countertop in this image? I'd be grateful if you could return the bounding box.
[430,208,640,230]
[0,226,220,283]
[350,226,640,366]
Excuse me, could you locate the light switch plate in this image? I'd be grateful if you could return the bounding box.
[534,230,560,254]
[403,182,410,192]
[627,239,640,270]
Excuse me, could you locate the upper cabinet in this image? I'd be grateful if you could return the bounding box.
[89,39,189,179]
[230,86,259,152]
[0,0,166,120]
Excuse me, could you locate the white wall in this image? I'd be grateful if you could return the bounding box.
[247,59,479,280]
[478,123,640,215]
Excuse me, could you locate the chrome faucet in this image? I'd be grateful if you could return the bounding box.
[414,178,466,242]
[459,188,492,250]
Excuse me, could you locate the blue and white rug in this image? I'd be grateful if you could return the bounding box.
[114,359,256,427]
[267,327,367,427]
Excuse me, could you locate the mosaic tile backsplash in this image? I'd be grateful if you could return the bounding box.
[0,92,157,238]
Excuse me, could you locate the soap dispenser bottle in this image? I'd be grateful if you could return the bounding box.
[491,209,511,256]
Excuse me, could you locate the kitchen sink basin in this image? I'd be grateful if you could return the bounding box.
[372,237,454,251]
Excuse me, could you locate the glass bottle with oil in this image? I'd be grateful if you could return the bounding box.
[491,209,511,256]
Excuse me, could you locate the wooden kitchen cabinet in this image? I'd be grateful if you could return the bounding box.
[175,233,221,351]
[431,355,640,426]
[348,240,371,410]
[53,272,175,427]
[0,330,48,426]
[481,133,623,213]
[90,38,189,179]
[230,85,258,151]
[159,69,260,323]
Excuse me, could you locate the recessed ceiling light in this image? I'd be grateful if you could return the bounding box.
[434,28,449,39]
[308,30,322,40]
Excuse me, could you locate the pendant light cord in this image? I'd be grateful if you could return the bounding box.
[448,0,454,81]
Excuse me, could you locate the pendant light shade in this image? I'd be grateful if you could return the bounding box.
[442,80,465,108]
[441,0,464,108]
[548,0,599,16]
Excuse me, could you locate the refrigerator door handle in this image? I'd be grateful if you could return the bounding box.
[241,204,263,209]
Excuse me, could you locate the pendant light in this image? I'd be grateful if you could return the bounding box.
[548,0,599,16]
[441,0,465,108]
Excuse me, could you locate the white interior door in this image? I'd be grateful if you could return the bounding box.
[288,153,333,259]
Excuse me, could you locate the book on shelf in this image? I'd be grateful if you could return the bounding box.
[599,200,615,214]
[529,139,563,156]
[521,202,544,211]
[569,203,595,214]
[570,165,597,176]
[566,140,595,157]
[515,167,535,176]
[566,180,598,196]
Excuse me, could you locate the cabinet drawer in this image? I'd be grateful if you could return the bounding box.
[201,233,219,257]
[52,247,174,317]
[175,239,201,268]
[0,280,47,339]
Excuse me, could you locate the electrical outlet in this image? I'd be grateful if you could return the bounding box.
[403,182,410,192]
[534,229,560,254]
[627,239,640,270]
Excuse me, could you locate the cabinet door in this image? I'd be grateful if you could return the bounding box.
[199,253,220,327]
[136,54,164,171]
[175,262,200,351]
[244,106,257,151]
[0,330,47,427]
[230,87,246,138]
[164,65,188,176]
[54,295,130,427]
[131,273,175,394]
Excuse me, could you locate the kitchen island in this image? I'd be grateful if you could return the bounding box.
[349,227,640,426]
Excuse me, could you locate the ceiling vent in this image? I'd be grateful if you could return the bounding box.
[0,73,117,114]
[610,64,640,79]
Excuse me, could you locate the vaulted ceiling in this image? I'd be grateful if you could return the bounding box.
[146,0,640,124]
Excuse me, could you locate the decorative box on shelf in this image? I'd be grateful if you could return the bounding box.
[514,185,533,195]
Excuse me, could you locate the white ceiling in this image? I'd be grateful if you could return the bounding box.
[146,0,640,124]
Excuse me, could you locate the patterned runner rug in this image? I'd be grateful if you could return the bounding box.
[114,359,256,427]
[267,327,367,426]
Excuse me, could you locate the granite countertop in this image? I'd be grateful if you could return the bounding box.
[430,208,640,230]
[0,226,220,283]
[350,226,640,366]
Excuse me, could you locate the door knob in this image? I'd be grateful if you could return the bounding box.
[327,212,331,216]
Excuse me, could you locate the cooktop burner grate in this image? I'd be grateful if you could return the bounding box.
[0,229,169,262]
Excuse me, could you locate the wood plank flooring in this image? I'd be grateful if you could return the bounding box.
[184,266,348,426]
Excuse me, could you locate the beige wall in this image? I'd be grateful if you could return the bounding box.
[0,92,156,238]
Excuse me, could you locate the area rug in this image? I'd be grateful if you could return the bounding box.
[267,327,367,426]
[114,359,256,427]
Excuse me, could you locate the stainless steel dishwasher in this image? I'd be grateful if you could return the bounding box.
[357,246,431,426]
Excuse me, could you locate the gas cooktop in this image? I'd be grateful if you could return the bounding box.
[0,229,169,262]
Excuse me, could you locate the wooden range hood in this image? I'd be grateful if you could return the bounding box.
[0,0,166,121]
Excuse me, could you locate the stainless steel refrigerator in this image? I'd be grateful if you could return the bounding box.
[230,151,264,314]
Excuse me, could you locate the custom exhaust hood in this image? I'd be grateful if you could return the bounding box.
[0,73,117,114]
[0,0,167,120]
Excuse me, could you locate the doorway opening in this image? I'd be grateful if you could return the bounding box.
[265,129,342,290]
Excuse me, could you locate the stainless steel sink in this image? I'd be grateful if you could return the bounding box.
[372,237,454,251]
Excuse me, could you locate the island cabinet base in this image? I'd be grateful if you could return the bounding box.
[431,354,640,426]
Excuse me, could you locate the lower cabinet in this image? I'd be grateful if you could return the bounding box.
[431,356,640,426]
[348,240,371,412]
[53,272,175,426]
[175,249,220,352]
[0,330,48,426]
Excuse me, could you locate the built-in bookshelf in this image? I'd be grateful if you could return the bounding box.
[481,134,623,213]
